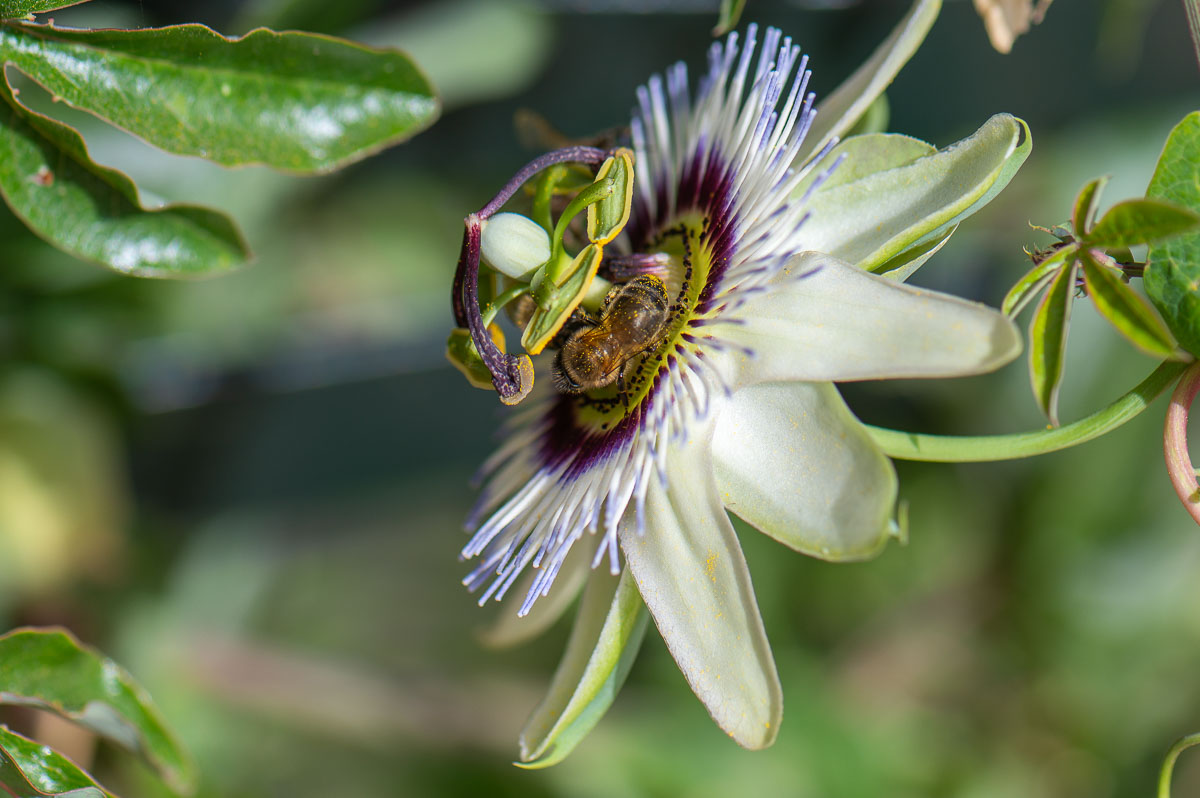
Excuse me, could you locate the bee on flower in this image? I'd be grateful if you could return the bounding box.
[446,0,1030,765]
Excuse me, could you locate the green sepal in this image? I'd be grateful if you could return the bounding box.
[1085,197,1200,248]
[0,22,438,172]
[1144,111,1200,356]
[1079,249,1180,359]
[1072,176,1108,236]
[1002,248,1070,317]
[586,148,634,246]
[522,244,602,355]
[446,327,499,391]
[0,72,248,276]
[516,568,649,769]
[1029,260,1076,426]
[0,726,112,798]
[0,627,195,794]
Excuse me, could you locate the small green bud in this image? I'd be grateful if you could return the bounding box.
[481,213,551,280]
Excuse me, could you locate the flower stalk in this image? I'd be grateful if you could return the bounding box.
[868,359,1188,461]
[1164,360,1200,523]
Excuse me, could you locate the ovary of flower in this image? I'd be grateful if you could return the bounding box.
[463,0,1031,762]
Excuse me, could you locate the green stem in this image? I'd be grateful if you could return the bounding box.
[1159,732,1200,798]
[481,283,530,328]
[866,360,1188,462]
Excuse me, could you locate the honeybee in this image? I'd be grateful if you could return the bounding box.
[552,275,671,398]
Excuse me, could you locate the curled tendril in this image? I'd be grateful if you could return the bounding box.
[1158,732,1200,798]
[1164,359,1200,523]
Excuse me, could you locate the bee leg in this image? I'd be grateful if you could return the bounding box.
[618,364,630,411]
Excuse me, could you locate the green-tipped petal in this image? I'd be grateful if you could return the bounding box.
[620,425,782,749]
[799,0,941,165]
[714,382,898,561]
[517,568,648,768]
[803,114,1031,275]
[719,252,1021,386]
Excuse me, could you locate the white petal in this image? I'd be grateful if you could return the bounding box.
[619,424,782,749]
[715,252,1021,386]
[802,114,1030,274]
[798,0,942,165]
[713,382,897,561]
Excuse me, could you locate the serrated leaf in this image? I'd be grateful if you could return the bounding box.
[0,74,249,276]
[0,22,438,172]
[1080,249,1179,358]
[713,0,748,36]
[1002,248,1069,317]
[1029,260,1076,426]
[1086,197,1200,248]
[517,569,648,769]
[0,727,112,798]
[0,627,196,794]
[0,0,84,18]
[1071,175,1106,236]
[1145,111,1200,356]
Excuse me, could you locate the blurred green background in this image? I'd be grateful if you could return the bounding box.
[1,0,1199,796]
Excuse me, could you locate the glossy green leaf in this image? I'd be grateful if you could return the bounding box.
[799,0,940,165]
[1029,261,1076,426]
[1080,250,1179,358]
[0,727,111,798]
[516,568,648,768]
[0,75,249,276]
[804,114,1031,276]
[0,22,438,172]
[0,627,196,794]
[1145,112,1200,356]
[1072,176,1107,237]
[713,0,748,36]
[0,0,84,18]
[1002,248,1069,317]
[1086,198,1200,248]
